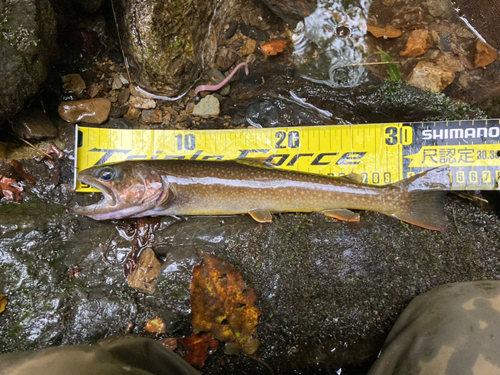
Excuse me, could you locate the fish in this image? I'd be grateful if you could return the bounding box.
[74,161,450,232]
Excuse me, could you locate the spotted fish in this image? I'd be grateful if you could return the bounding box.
[75,161,450,232]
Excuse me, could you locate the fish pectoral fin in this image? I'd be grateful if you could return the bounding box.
[322,209,360,222]
[248,208,273,223]
[343,173,363,184]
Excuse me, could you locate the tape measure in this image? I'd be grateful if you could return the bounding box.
[75,119,500,192]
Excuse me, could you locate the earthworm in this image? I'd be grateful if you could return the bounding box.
[194,62,249,95]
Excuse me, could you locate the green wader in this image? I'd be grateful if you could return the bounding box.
[368,280,500,375]
[0,337,198,375]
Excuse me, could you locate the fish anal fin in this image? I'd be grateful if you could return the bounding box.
[249,208,273,223]
[322,209,360,222]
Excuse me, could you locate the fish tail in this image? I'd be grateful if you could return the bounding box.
[392,167,450,233]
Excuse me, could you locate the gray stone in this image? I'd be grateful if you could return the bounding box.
[0,0,57,124]
[11,109,57,140]
[426,0,454,18]
[192,95,220,118]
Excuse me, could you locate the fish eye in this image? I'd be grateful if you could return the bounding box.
[99,168,115,181]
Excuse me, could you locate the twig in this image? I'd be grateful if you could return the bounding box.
[6,127,53,159]
[244,354,275,375]
[344,61,401,67]
[110,0,132,87]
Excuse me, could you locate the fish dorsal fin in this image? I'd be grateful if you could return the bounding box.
[236,158,273,168]
[248,208,273,223]
[322,209,360,222]
[342,173,363,183]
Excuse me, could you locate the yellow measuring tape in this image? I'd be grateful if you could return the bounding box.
[75,119,500,192]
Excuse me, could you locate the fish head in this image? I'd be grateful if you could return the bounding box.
[74,162,168,220]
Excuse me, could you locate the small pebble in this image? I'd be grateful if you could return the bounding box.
[124,106,141,120]
[112,74,123,90]
[141,109,163,124]
[192,95,220,118]
[62,74,86,94]
[87,82,104,98]
[58,98,111,124]
[129,95,156,109]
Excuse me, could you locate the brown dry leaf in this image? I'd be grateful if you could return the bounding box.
[145,317,165,334]
[9,160,37,184]
[0,295,7,313]
[177,332,219,368]
[262,40,288,57]
[367,24,402,39]
[191,252,261,355]
[476,41,498,68]
[400,29,432,57]
[0,176,23,202]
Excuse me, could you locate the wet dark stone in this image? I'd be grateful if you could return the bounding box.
[240,22,270,41]
[109,105,128,118]
[225,20,239,39]
[109,49,125,64]
[246,100,281,127]
[259,0,317,27]
[103,117,133,129]
[452,0,500,50]
[11,109,58,140]
[0,0,57,124]
[75,0,103,13]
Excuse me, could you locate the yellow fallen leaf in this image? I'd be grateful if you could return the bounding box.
[145,317,165,334]
[262,40,288,57]
[191,252,261,355]
[476,41,498,68]
[0,295,7,313]
[367,24,402,39]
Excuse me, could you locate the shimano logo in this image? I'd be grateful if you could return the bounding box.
[422,127,500,140]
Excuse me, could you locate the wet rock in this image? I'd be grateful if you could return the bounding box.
[451,0,500,50]
[436,52,464,73]
[246,100,280,127]
[215,49,239,71]
[112,74,123,90]
[141,109,163,124]
[118,88,130,105]
[206,69,230,96]
[6,139,65,160]
[129,96,156,109]
[0,143,7,162]
[240,23,270,41]
[383,0,396,5]
[259,0,317,27]
[11,109,57,140]
[124,106,141,120]
[109,105,127,118]
[58,98,111,124]
[104,118,133,129]
[225,21,239,39]
[87,82,104,98]
[400,29,433,57]
[0,0,57,124]
[192,95,220,118]
[75,0,103,13]
[62,74,86,94]
[475,41,498,68]
[127,248,161,294]
[426,0,454,17]
[407,61,455,92]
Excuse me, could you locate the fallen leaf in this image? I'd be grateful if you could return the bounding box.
[0,295,7,313]
[177,332,218,368]
[378,47,401,82]
[158,337,178,351]
[0,176,23,202]
[476,41,498,68]
[191,252,261,355]
[9,160,37,184]
[262,40,288,57]
[400,29,432,57]
[368,24,402,39]
[145,317,165,334]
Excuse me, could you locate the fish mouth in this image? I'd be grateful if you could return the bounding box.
[73,173,118,217]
